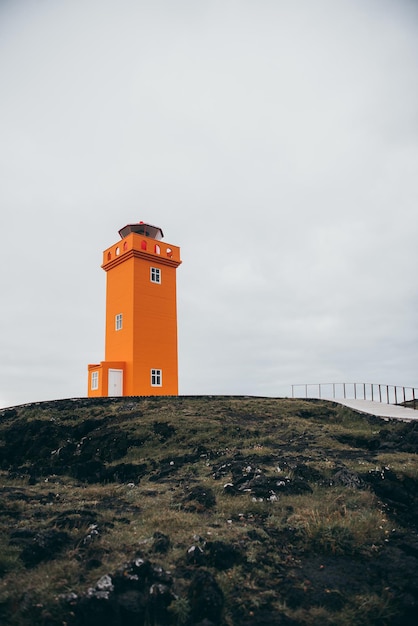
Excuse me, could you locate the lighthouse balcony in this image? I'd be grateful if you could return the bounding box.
[102,233,180,268]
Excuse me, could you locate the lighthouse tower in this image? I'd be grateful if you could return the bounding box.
[87,221,181,397]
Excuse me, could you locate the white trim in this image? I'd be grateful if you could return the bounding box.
[150,267,161,284]
[91,371,99,390]
[115,313,123,330]
[151,368,162,386]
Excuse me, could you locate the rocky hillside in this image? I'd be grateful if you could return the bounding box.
[1,396,418,626]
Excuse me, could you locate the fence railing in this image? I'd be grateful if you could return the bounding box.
[291,383,418,409]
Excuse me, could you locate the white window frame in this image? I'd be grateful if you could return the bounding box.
[115,313,123,331]
[151,368,162,387]
[150,267,161,284]
[91,371,99,390]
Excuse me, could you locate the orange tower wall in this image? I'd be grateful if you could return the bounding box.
[87,227,181,397]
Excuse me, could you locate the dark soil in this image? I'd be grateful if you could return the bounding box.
[0,395,417,625]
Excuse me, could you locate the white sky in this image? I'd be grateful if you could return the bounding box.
[1,0,418,408]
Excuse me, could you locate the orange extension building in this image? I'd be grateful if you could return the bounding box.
[87,222,181,397]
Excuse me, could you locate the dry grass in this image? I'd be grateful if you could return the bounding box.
[1,396,418,625]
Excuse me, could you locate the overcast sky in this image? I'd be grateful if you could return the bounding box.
[1,0,418,408]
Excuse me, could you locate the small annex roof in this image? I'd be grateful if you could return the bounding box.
[118,221,164,240]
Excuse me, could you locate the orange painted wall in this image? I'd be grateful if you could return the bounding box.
[87,362,126,396]
[104,259,135,393]
[131,255,179,395]
[87,364,104,397]
[98,231,181,396]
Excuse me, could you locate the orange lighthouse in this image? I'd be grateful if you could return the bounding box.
[87,222,181,397]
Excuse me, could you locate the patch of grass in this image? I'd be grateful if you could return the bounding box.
[283,488,388,556]
[337,592,398,626]
[374,452,418,479]
[168,597,191,625]
[0,541,21,577]
[1,396,418,625]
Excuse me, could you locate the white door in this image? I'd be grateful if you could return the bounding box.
[108,369,123,396]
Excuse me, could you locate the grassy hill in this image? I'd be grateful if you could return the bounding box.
[1,395,418,626]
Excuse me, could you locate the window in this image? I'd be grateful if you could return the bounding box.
[150,267,161,284]
[151,369,162,387]
[91,371,99,390]
[115,313,123,330]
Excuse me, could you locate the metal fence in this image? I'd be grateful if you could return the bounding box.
[291,383,418,409]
